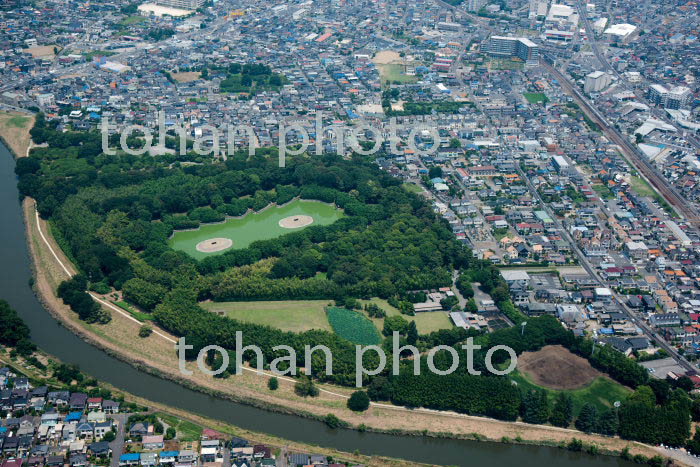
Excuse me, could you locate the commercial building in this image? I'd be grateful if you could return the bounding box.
[584,71,611,93]
[153,0,204,11]
[485,36,539,65]
[604,23,638,44]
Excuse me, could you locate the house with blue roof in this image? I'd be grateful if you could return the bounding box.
[119,452,140,466]
[159,451,179,463]
[65,412,82,422]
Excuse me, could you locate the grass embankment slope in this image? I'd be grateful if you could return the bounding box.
[0,111,35,157]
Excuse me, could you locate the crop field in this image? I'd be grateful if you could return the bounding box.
[326,307,381,345]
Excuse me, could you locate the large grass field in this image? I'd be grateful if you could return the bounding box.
[360,298,454,334]
[200,298,452,337]
[169,200,343,259]
[200,300,332,333]
[326,307,381,345]
[509,369,631,414]
[523,92,549,104]
[377,64,419,84]
[630,175,657,198]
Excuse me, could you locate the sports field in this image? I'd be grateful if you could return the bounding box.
[169,199,343,259]
[200,300,332,333]
[523,92,549,104]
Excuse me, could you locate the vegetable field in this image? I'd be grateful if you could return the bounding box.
[326,307,381,345]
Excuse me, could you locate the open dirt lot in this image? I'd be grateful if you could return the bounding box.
[171,71,201,82]
[518,345,601,390]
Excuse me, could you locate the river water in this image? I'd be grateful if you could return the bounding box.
[0,141,634,466]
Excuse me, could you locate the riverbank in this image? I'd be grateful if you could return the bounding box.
[0,120,675,464]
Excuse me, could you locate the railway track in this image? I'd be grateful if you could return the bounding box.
[541,59,700,225]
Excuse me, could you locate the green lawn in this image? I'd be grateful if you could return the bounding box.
[523,92,549,104]
[114,301,154,322]
[592,184,615,200]
[120,15,147,26]
[155,413,203,442]
[629,175,656,198]
[326,307,381,345]
[5,115,29,128]
[378,64,419,84]
[403,182,425,194]
[201,300,332,333]
[488,58,524,71]
[360,298,454,334]
[509,369,631,415]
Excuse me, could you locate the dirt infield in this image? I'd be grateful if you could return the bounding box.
[518,345,601,390]
[278,215,314,229]
[195,237,233,253]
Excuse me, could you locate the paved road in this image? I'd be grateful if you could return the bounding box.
[109,413,128,467]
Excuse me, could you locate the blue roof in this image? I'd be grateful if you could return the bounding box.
[65,412,82,422]
[120,453,141,461]
[160,451,179,457]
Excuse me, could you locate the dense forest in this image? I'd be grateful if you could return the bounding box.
[17,116,699,449]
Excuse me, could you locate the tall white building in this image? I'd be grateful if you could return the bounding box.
[584,71,611,93]
[485,36,540,66]
[154,0,204,10]
[467,0,486,12]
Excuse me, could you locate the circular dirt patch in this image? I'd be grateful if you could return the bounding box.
[517,345,601,390]
[278,215,314,229]
[196,237,233,253]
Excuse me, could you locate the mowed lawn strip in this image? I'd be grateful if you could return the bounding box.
[326,307,381,345]
[201,300,332,333]
[361,298,454,334]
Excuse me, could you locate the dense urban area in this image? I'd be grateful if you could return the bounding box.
[1,0,700,465]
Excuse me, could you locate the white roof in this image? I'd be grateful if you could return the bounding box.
[500,270,531,281]
[604,23,637,37]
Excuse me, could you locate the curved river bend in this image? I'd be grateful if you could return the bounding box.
[0,142,633,466]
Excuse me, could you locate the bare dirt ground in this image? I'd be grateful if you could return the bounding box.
[518,345,601,390]
[26,45,57,59]
[0,111,35,157]
[372,50,402,65]
[171,71,201,82]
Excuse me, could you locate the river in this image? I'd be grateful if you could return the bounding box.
[0,141,634,466]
